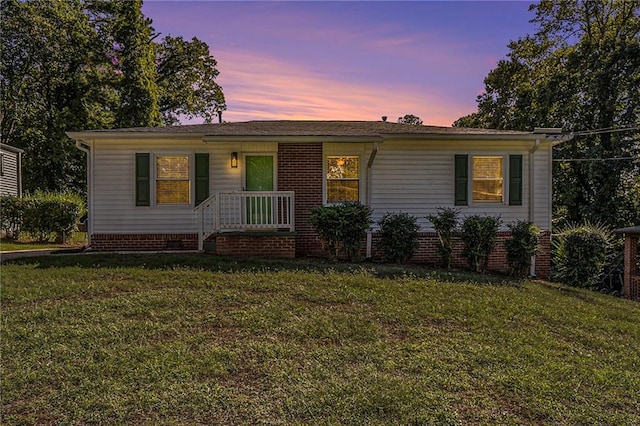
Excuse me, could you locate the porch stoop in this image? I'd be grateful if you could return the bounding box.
[207,231,296,258]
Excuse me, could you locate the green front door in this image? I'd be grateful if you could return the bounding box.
[246,155,274,191]
[245,155,274,225]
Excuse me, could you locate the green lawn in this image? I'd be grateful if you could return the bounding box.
[2,254,639,425]
[0,232,87,252]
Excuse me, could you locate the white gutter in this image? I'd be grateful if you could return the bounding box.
[75,140,93,246]
[527,128,574,277]
[528,139,540,277]
[366,141,380,258]
[528,139,540,224]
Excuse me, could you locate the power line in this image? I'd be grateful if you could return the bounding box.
[553,157,639,162]
[570,125,640,136]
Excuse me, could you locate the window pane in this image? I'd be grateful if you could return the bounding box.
[327,156,359,179]
[473,180,503,202]
[157,180,190,204]
[327,180,359,203]
[157,156,189,179]
[473,156,502,178]
[473,156,503,202]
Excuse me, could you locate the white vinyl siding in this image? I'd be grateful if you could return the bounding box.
[0,148,20,197]
[368,139,551,231]
[90,139,275,234]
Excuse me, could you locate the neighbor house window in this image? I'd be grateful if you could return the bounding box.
[326,156,359,203]
[156,155,190,204]
[472,156,503,202]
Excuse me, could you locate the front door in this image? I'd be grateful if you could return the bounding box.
[245,155,274,225]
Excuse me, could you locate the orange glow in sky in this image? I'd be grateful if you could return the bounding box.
[143,1,534,127]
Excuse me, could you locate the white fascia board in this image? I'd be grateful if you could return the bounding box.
[202,135,384,143]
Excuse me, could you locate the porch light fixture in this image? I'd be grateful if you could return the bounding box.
[231,152,238,168]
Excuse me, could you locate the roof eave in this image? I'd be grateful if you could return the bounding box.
[0,143,25,153]
[66,131,207,141]
[382,133,551,141]
[202,135,384,143]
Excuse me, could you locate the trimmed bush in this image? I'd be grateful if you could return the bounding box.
[505,220,540,277]
[310,202,372,261]
[22,192,87,243]
[553,222,611,289]
[460,215,501,273]
[378,212,420,264]
[426,207,459,269]
[0,196,25,240]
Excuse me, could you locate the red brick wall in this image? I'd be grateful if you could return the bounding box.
[90,233,198,251]
[370,230,552,279]
[623,236,639,300]
[215,233,296,258]
[278,142,324,256]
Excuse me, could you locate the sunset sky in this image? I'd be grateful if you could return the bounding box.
[142,1,535,126]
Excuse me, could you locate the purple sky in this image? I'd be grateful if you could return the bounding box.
[142,1,536,126]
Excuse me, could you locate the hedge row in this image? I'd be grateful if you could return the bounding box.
[310,204,540,277]
[0,192,87,243]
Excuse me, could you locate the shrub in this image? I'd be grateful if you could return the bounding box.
[505,220,540,277]
[426,207,459,269]
[0,196,25,240]
[309,202,372,261]
[378,212,420,264]
[22,192,87,243]
[553,222,611,289]
[460,215,501,273]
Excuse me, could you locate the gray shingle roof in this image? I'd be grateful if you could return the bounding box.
[81,120,531,137]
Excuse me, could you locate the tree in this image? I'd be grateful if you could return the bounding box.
[397,114,423,125]
[0,0,226,193]
[94,0,162,127]
[0,0,104,192]
[454,0,640,228]
[156,36,226,125]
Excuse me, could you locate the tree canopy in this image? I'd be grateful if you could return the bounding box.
[0,0,226,193]
[454,0,640,228]
[397,114,423,125]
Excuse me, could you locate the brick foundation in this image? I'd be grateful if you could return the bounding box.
[369,230,551,279]
[90,233,198,251]
[213,232,296,258]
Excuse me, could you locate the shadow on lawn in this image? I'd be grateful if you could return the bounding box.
[5,252,520,285]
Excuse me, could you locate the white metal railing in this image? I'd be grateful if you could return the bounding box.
[195,193,218,250]
[195,191,295,250]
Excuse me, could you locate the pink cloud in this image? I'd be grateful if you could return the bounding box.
[214,48,470,126]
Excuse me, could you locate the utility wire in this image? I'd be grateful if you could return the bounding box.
[570,125,640,136]
[553,157,639,162]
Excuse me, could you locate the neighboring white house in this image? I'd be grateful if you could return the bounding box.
[68,120,561,277]
[0,143,23,197]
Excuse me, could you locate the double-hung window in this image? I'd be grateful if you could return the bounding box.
[455,154,522,206]
[472,156,503,203]
[326,156,359,203]
[156,155,190,204]
[135,153,209,206]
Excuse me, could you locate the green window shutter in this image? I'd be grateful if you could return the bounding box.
[509,155,523,206]
[135,153,150,206]
[194,153,210,205]
[454,154,468,206]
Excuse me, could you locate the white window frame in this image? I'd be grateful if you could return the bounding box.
[470,154,507,205]
[324,155,363,204]
[146,152,195,207]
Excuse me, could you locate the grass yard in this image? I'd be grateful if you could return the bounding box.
[0,232,87,252]
[2,254,639,425]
